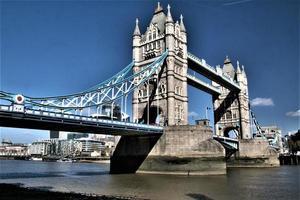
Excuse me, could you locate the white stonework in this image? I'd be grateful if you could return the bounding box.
[213,59,251,139]
[132,3,188,126]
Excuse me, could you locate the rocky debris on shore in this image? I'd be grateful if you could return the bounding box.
[0,183,146,200]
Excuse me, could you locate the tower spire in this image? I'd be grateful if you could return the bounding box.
[180,14,186,32]
[155,2,163,13]
[133,18,141,36]
[237,60,241,73]
[166,4,174,23]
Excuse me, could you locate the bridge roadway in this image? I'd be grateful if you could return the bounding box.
[212,135,239,150]
[187,52,241,92]
[186,73,221,97]
[0,105,163,136]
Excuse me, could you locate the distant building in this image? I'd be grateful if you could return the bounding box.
[75,138,105,157]
[29,141,51,157]
[50,130,59,139]
[0,141,29,157]
[67,133,89,140]
[40,139,82,157]
[1,139,13,146]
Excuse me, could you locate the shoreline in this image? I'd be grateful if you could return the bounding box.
[0,157,111,164]
[0,183,145,200]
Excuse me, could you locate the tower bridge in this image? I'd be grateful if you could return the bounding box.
[0,2,279,174]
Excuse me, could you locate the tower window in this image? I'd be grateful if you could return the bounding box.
[226,111,232,120]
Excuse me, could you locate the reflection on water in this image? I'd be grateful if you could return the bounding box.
[0,160,299,200]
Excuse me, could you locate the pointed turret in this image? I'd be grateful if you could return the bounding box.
[242,65,247,76]
[223,55,235,78]
[133,18,141,36]
[224,55,231,64]
[166,4,174,23]
[237,61,241,73]
[132,18,141,62]
[154,2,163,14]
[180,14,186,32]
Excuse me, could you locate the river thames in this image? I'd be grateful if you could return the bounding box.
[0,160,298,200]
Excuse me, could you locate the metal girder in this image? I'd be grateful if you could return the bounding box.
[0,105,163,135]
[0,51,168,115]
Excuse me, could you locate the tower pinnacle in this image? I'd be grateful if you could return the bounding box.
[224,55,231,64]
[166,4,174,23]
[155,2,163,13]
[133,18,141,36]
[237,61,241,73]
[180,14,186,32]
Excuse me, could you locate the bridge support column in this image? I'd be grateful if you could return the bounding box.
[110,134,161,174]
[138,125,226,175]
[227,139,280,167]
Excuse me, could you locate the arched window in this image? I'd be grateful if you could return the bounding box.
[226,111,232,120]
[233,112,237,119]
[159,83,166,94]
[153,31,156,39]
[138,90,143,97]
[175,86,182,95]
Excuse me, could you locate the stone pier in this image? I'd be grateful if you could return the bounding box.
[227,139,280,167]
[138,125,226,175]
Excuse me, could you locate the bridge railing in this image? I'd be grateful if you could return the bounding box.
[186,73,221,95]
[187,52,217,73]
[0,105,163,131]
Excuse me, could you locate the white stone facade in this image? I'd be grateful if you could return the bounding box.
[132,3,188,126]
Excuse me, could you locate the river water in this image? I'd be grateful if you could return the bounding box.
[0,160,299,200]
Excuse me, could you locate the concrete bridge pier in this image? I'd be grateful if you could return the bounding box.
[110,134,161,174]
[227,139,280,167]
[111,124,226,175]
[138,125,226,175]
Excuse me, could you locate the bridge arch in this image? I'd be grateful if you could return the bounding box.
[223,126,239,139]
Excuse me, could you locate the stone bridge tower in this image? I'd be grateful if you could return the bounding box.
[213,58,251,139]
[132,3,188,126]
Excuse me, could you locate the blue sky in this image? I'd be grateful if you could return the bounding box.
[0,0,299,143]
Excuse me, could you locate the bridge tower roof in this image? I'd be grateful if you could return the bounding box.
[150,2,167,33]
[133,18,141,36]
[223,56,235,78]
[180,14,186,32]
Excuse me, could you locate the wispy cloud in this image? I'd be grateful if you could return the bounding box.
[223,0,253,6]
[286,109,300,117]
[188,111,199,118]
[250,98,274,107]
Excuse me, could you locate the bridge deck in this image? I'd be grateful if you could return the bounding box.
[213,135,239,150]
[187,52,241,92]
[187,73,221,96]
[0,106,163,136]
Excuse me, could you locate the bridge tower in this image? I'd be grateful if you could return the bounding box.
[213,58,251,139]
[132,3,188,126]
